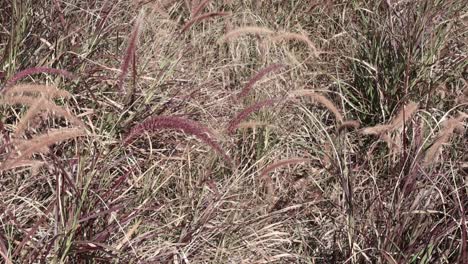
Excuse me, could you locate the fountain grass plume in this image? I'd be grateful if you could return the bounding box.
[289,90,344,122]
[2,67,75,93]
[181,12,229,33]
[237,64,285,99]
[226,98,282,134]
[117,12,143,93]
[124,115,233,167]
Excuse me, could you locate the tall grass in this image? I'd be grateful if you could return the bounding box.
[1,0,466,263]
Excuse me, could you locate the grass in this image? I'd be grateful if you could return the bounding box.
[0,0,467,263]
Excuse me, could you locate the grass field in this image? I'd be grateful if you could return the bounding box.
[1,0,467,263]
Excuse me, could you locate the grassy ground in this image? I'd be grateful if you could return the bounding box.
[1,0,467,263]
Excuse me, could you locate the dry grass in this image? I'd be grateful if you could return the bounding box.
[1,0,467,263]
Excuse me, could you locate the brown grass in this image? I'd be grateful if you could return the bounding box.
[180,12,229,33]
[218,26,275,43]
[237,64,285,99]
[1,1,466,262]
[1,128,86,172]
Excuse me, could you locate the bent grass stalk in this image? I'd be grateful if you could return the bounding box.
[273,32,320,57]
[180,12,229,33]
[124,116,233,166]
[237,64,285,99]
[117,13,143,93]
[2,67,75,92]
[289,90,344,122]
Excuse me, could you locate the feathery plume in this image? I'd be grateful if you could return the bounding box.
[237,64,285,99]
[180,12,229,33]
[361,101,419,135]
[13,97,48,137]
[260,158,310,179]
[117,13,143,93]
[1,128,86,171]
[360,124,391,136]
[124,116,232,166]
[236,121,272,130]
[226,98,281,134]
[218,26,274,43]
[423,113,467,166]
[289,90,343,122]
[1,96,86,130]
[2,67,75,91]
[273,32,320,57]
[387,101,419,130]
[4,84,71,99]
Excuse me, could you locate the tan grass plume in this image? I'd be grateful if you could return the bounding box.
[289,90,344,122]
[273,32,320,57]
[361,101,419,135]
[1,128,87,172]
[259,158,310,203]
[423,112,467,166]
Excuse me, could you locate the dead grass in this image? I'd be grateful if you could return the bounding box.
[1,0,467,263]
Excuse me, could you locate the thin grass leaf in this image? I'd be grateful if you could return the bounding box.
[423,113,467,166]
